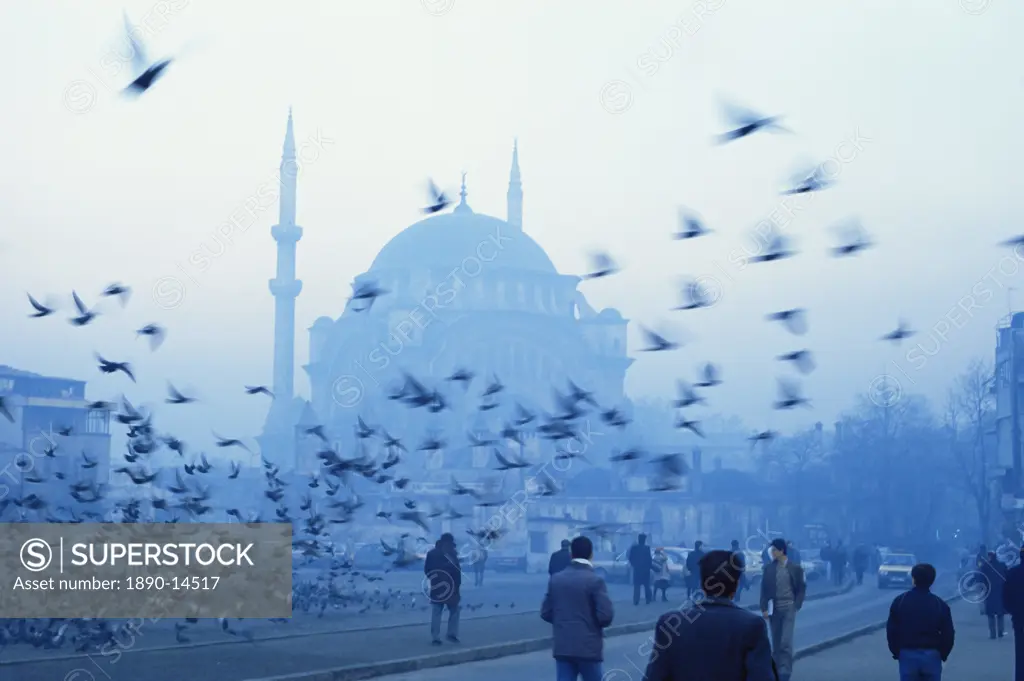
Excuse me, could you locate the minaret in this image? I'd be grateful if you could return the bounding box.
[507,138,523,230]
[269,108,303,407]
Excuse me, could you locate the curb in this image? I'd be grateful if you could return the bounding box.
[793,590,961,662]
[0,593,645,666]
[245,581,856,681]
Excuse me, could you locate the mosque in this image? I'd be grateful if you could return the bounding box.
[257,112,634,477]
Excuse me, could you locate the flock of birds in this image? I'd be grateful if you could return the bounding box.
[6,9,1024,661]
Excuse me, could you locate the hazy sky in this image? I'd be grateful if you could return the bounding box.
[1,0,1020,452]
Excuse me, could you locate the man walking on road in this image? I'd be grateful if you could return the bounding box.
[629,533,653,605]
[1002,546,1024,681]
[549,539,572,575]
[853,543,869,586]
[760,538,805,681]
[424,534,461,645]
[644,549,777,681]
[885,562,955,680]
[541,535,615,681]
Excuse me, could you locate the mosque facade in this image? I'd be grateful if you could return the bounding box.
[257,113,633,478]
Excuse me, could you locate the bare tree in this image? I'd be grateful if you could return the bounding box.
[757,424,829,532]
[946,359,997,543]
[829,394,951,544]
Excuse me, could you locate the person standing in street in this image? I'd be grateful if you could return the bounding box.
[886,563,955,679]
[628,533,653,605]
[731,539,747,604]
[644,550,777,681]
[685,541,705,600]
[424,534,461,645]
[760,538,805,681]
[651,548,671,602]
[541,536,615,681]
[472,546,488,586]
[853,543,869,586]
[549,539,572,575]
[981,551,1007,639]
[1003,547,1024,681]
[831,540,847,586]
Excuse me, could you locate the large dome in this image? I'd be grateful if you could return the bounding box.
[368,207,557,274]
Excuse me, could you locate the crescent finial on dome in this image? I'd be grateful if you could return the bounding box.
[455,171,472,213]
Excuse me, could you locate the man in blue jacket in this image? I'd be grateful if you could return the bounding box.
[886,563,955,679]
[541,535,615,681]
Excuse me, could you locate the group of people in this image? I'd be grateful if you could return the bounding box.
[818,540,876,586]
[617,535,750,606]
[420,530,1024,679]
[541,534,804,681]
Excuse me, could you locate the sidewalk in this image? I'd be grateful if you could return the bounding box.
[0,576,834,664]
[796,597,1013,680]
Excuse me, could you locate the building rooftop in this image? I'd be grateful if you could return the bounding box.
[0,364,82,382]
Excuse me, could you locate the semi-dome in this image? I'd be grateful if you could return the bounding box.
[368,209,557,274]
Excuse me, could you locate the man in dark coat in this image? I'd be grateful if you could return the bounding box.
[645,550,777,681]
[832,541,848,585]
[852,544,869,585]
[549,539,572,575]
[1002,547,1024,681]
[541,535,615,681]
[886,563,955,678]
[981,551,1007,638]
[424,533,461,645]
[628,533,653,605]
[760,538,805,681]
[685,541,706,599]
[821,541,833,583]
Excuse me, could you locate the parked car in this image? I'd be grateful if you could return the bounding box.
[592,549,631,582]
[743,551,764,589]
[799,549,828,581]
[878,552,916,589]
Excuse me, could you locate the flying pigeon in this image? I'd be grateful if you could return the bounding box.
[122,12,173,96]
[716,101,789,144]
[27,294,55,318]
[423,179,450,213]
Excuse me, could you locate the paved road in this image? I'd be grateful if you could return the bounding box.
[797,597,1007,681]
[0,579,841,681]
[364,577,958,681]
